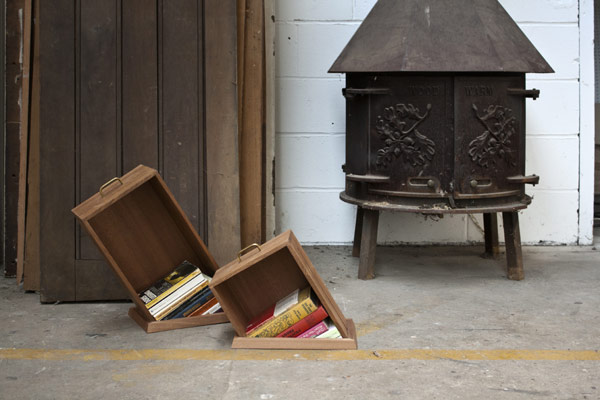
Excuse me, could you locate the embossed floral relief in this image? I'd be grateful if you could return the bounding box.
[468,104,517,168]
[375,103,436,170]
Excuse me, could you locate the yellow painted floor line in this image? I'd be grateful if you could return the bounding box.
[1,348,599,362]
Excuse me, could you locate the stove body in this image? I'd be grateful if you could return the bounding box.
[342,73,536,213]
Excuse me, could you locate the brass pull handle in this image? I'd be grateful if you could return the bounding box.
[237,243,262,262]
[99,177,124,196]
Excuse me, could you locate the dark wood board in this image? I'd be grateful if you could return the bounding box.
[77,0,119,261]
[39,0,76,301]
[23,0,40,291]
[162,0,205,239]
[0,0,5,272]
[4,0,25,277]
[121,0,159,172]
[239,0,266,247]
[205,0,241,265]
[16,0,33,284]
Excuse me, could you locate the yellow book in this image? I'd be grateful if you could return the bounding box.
[144,268,201,309]
[153,279,210,320]
[248,287,319,338]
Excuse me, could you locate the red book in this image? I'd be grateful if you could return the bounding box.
[245,305,276,333]
[276,306,329,338]
[245,288,304,334]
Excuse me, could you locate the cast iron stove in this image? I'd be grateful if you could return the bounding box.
[329,0,553,280]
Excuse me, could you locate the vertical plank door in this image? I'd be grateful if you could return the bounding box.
[39,0,239,302]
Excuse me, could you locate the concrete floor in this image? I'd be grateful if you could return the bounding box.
[1,244,599,399]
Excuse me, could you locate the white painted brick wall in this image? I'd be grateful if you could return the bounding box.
[274,0,586,245]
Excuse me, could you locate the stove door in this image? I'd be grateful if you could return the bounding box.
[366,76,453,198]
[454,76,525,200]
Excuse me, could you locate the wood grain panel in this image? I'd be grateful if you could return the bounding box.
[239,0,266,246]
[78,0,118,260]
[205,0,241,265]
[23,0,40,291]
[122,0,158,171]
[161,0,203,235]
[39,0,76,301]
[4,0,25,277]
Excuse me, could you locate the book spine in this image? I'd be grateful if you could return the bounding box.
[248,296,318,338]
[154,284,207,321]
[163,287,214,320]
[315,326,342,339]
[202,302,222,315]
[144,269,201,309]
[149,276,207,317]
[187,297,219,317]
[297,321,328,338]
[276,306,328,338]
[245,306,276,333]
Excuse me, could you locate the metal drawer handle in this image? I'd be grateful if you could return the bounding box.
[99,177,123,196]
[237,243,262,262]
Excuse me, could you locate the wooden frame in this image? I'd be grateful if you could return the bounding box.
[72,165,228,333]
[210,230,358,350]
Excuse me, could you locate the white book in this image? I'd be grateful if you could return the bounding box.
[202,302,222,315]
[148,274,207,316]
[315,321,342,339]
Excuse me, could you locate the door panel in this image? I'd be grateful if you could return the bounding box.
[78,0,119,260]
[454,76,525,197]
[367,76,453,197]
[41,0,238,301]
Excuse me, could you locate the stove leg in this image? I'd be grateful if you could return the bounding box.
[352,207,364,258]
[502,211,524,281]
[483,213,499,258]
[358,209,379,280]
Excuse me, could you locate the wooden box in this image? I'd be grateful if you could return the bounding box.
[210,230,358,350]
[71,165,228,333]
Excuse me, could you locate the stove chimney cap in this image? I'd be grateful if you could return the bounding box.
[329,0,554,74]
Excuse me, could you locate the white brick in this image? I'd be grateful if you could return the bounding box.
[353,0,377,20]
[519,190,579,244]
[275,23,299,77]
[521,25,579,80]
[499,0,578,23]
[378,213,468,244]
[295,23,360,78]
[276,191,356,243]
[525,80,579,135]
[526,137,579,190]
[465,190,580,244]
[275,0,353,22]
[275,135,346,189]
[276,78,346,133]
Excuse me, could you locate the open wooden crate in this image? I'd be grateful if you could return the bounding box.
[72,165,228,333]
[210,230,358,350]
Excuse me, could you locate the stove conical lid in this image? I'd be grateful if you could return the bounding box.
[329,0,553,73]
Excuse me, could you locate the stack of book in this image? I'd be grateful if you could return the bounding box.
[245,286,342,339]
[139,261,222,320]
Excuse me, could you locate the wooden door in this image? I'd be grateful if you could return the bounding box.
[39,0,240,302]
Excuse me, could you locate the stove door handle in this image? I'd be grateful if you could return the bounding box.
[506,175,540,186]
[507,88,540,100]
[343,88,391,98]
